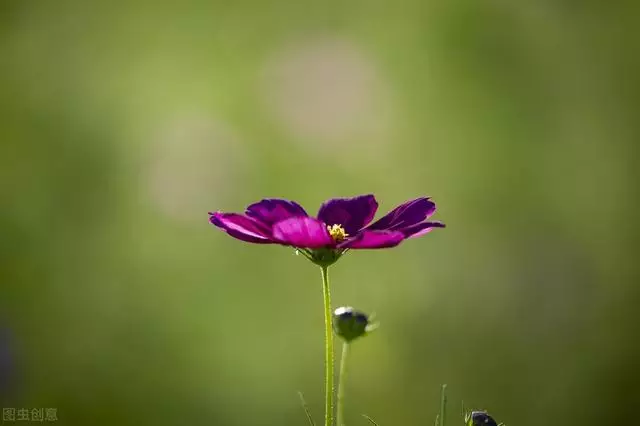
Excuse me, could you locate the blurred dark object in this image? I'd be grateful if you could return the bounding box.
[0,328,13,397]
[333,306,370,342]
[466,411,499,426]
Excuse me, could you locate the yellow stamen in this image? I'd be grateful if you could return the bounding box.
[327,224,349,242]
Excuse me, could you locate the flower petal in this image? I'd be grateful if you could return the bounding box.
[340,230,405,249]
[209,212,274,244]
[272,217,333,248]
[317,194,378,235]
[400,221,446,238]
[366,197,436,231]
[245,198,308,225]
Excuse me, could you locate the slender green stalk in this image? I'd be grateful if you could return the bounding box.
[336,342,350,426]
[362,414,380,425]
[321,266,334,426]
[298,391,317,426]
[439,384,447,426]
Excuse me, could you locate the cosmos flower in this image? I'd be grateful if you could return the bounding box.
[209,194,444,265]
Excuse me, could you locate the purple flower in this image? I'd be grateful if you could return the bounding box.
[209,195,444,264]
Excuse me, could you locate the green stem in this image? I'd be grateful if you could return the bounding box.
[439,384,447,426]
[321,266,334,426]
[337,342,350,426]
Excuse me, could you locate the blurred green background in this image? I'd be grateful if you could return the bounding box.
[1,0,638,425]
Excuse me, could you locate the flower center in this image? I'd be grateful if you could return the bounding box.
[327,224,349,242]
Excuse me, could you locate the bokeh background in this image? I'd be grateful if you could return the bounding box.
[1,0,638,425]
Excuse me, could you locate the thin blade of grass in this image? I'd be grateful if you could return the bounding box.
[462,402,470,426]
[298,391,316,426]
[439,384,447,426]
[362,414,380,425]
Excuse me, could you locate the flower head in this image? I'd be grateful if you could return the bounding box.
[209,194,444,265]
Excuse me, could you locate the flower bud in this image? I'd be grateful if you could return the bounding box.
[333,306,371,342]
[465,411,499,426]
